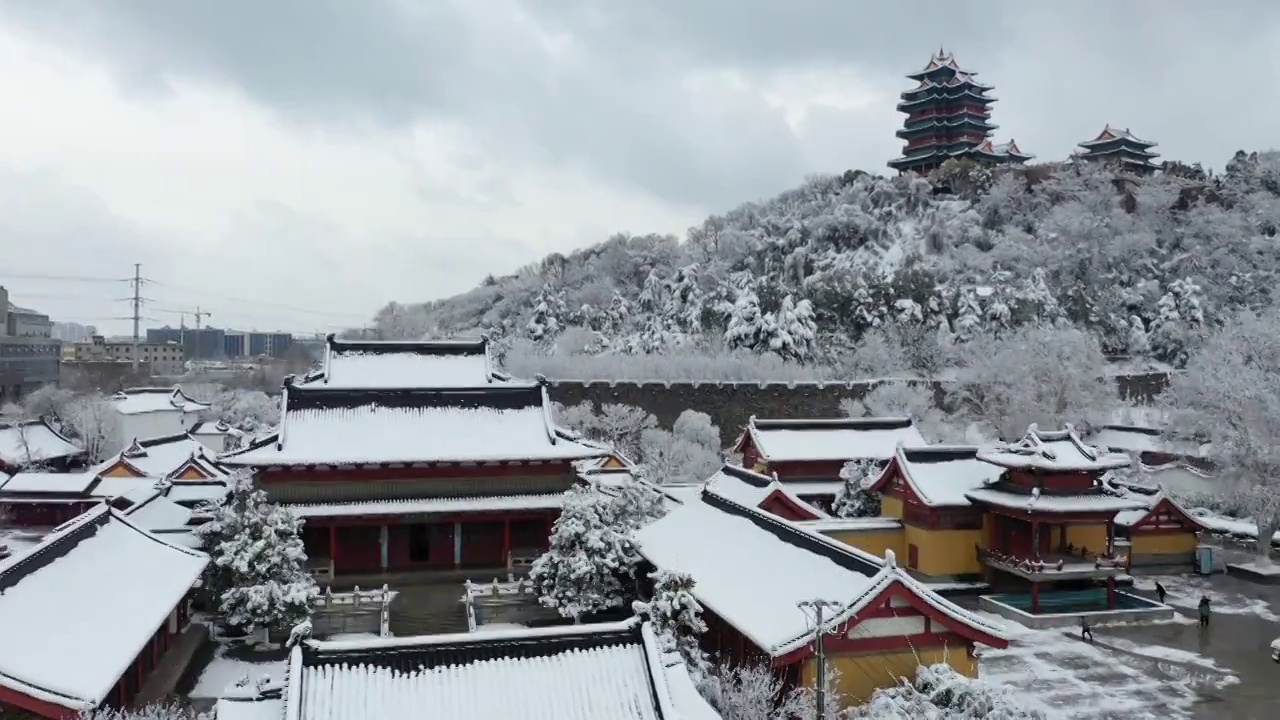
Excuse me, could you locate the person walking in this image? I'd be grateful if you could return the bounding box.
[1081,616,1094,643]
[1155,581,1167,605]
[1198,595,1211,628]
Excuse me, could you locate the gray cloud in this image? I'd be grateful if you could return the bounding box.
[5,1,1280,220]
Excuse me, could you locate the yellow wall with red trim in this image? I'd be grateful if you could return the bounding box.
[803,646,977,706]
[1065,523,1109,554]
[823,528,904,560]
[102,462,141,478]
[1131,532,1199,556]
[903,524,985,576]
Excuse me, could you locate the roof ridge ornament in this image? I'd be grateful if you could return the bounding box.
[122,438,148,459]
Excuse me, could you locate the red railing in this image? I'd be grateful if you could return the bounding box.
[976,545,1124,573]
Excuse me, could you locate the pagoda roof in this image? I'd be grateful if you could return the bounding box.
[907,49,986,82]
[1079,125,1157,150]
[898,116,997,135]
[634,470,1006,658]
[285,617,716,720]
[898,89,997,111]
[705,464,829,520]
[972,139,1034,162]
[94,433,229,480]
[221,383,607,467]
[297,334,512,390]
[0,505,207,711]
[977,424,1132,473]
[736,416,926,464]
[868,445,1004,508]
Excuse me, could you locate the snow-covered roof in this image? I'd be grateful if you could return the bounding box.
[0,505,207,710]
[776,479,844,497]
[121,489,194,530]
[223,383,606,467]
[0,420,85,469]
[0,471,99,495]
[1091,425,1209,459]
[283,494,565,518]
[870,446,1004,508]
[283,618,709,720]
[111,387,209,415]
[794,517,904,533]
[1113,491,1207,531]
[297,334,509,390]
[189,420,245,438]
[94,434,228,479]
[742,416,926,463]
[705,465,829,518]
[964,487,1148,515]
[634,476,1004,657]
[977,424,1131,473]
[164,481,230,507]
[1079,125,1157,149]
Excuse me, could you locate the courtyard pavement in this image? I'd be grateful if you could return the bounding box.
[977,550,1280,720]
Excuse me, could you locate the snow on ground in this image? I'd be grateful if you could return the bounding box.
[977,614,1238,719]
[325,632,383,641]
[190,646,287,700]
[1131,575,1280,622]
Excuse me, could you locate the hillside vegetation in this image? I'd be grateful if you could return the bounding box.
[365,152,1280,376]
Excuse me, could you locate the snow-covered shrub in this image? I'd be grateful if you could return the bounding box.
[633,569,710,681]
[704,663,812,720]
[63,393,122,461]
[187,385,281,433]
[832,459,882,518]
[554,401,658,459]
[639,409,723,484]
[531,484,639,621]
[847,662,1045,719]
[196,472,317,633]
[77,702,198,720]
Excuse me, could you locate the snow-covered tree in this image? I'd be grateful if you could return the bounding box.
[847,663,1046,719]
[527,289,562,342]
[633,569,710,681]
[951,290,984,343]
[531,484,638,621]
[1149,278,1205,366]
[1126,315,1150,357]
[955,325,1114,441]
[704,663,812,720]
[196,472,317,633]
[15,384,77,430]
[724,288,766,352]
[762,295,817,362]
[63,394,122,462]
[668,263,706,334]
[1163,311,1280,566]
[842,382,963,444]
[672,409,720,451]
[638,409,722,484]
[832,459,882,518]
[190,385,281,434]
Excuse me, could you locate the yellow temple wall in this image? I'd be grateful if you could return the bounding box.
[1065,523,1109,554]
[904,524,984,576]
[1131,532,1199,556]
[824,528,904,560]
[804,646,977,706]
[880,495,903,520]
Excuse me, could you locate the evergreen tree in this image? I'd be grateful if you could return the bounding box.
[668,263,706,334]
[632,570,710,682]
[531,485,638,621]
[832,459,882,518]
[952,289,984,343]
[526,289,562,342]
[762,295,817,362]
[1149,277,1205,366]
[196,473,317,634]
[1126,314,1150,357]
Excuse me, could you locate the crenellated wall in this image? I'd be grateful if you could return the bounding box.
[544,372,1172,446]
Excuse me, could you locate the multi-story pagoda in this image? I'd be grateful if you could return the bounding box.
[1075,125,1161,175]
[889,49,1028,175]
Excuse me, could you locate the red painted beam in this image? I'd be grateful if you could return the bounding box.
[0,684,80,720]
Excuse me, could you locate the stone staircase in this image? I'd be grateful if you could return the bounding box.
[387,581,471,637]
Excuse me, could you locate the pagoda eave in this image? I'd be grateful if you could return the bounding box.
[897,93,996,109]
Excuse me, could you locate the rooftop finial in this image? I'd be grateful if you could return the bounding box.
[884,548,897,568]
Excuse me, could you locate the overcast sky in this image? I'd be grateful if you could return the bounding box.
[1,1,1275,336]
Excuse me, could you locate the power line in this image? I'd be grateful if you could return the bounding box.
[146,278,370,319]
[0,272,129,283]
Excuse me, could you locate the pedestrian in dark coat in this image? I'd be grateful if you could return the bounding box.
[1198,595,1211,628]
[1081,616,1094,642]
[1155,581,1167,605]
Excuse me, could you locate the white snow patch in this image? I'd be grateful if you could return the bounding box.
[1130,575,1280,622]
[190,646,287,700]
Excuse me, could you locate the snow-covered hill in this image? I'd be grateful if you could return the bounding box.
[364,151,1280,370]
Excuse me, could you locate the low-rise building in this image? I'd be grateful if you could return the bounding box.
[0,420,87,475]
[63,336,186,376]
[110,387,209,446]
[634,468,1007,707]
[0,505,208,718]
[734,416,926,510]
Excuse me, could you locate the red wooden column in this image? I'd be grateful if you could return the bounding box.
[1106,577,1117,609]
[329,525,338,575]
[1105,519,1114,557]
[502,519,511,569]
[1031,581,1040,614]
